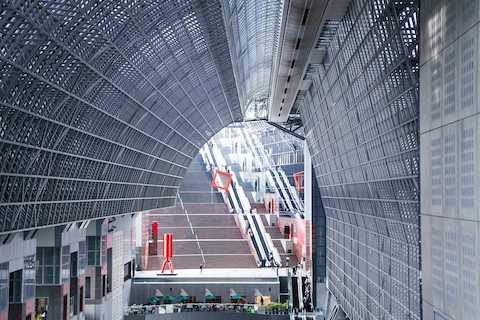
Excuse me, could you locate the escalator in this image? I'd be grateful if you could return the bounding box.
[250,214,271,264]
[231,185,245,213]
[278,168,303,211]
[269,168,291,211]
[291,275,300,312]
[246,215,263,266]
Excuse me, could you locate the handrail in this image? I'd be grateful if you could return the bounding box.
[275,167,298,210]
[202,143,216,170]
[236,211,248,233]
[251,215,269,260]
[230,172,251,213]
[244,212,268,264]
[270,168,294,211]
[241,130,268,169]
[263,233,281,266]
[226,182,241,213]
[240,125,305,218]
[251,134,275,168]
[205,134,286,268]
[296,274,304,312]
[278,167,303,211]
[265,169,286,210]
[207,140,242,213]
[246,217,263,266]
[229,169,273,267]
[288,183,304,212]
[209,140,227,171]
[206,139,268,267]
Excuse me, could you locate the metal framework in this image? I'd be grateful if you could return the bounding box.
[222,0,282,120]
[0,0,241,232]
[302,0,420,319]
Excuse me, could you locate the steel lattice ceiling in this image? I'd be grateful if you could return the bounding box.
[0,0,242,232]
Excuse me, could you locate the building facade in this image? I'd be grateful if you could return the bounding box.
[420,0,480,319]
[0,0,479,320]
[302,1,421,318]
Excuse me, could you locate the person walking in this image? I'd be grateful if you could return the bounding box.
[199,264,203,274]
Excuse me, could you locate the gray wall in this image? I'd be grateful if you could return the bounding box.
[0,232,36,270]
[420,0,480,319]
[301,0,421,319]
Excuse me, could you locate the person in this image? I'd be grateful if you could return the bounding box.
[271,260,277,270]
[199,264,203,274]
[260,296,264,306]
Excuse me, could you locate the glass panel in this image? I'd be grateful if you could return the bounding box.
[23,255,36,300]
[0,263,8,312]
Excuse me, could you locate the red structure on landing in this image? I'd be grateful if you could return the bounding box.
[161,233,174,273]
[211,169,233,191]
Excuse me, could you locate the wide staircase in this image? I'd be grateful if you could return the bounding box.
[145,153,257,270]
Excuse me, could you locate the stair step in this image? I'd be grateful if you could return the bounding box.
[145,150,256,270]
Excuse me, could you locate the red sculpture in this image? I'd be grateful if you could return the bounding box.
[161,233,174,273]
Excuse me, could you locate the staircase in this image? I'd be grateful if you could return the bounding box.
[145,153,257,270]
[212,136,300,268]
[178,153,224,203]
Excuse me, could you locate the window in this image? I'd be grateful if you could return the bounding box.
[85,277,91,299]
[87,236,100,266]
[102,275,106,297]
[102,235,107,266]
[36,247,60,284]
[23,255,36,300]
[124,262,132,281]
[0,263,8,313]
[70,252,78,278]
[61,246,70,283]
[79,287,84,312]
[107,248,112,293]
[9,270,22,303]
[78,241,86,275]
[69,296,75,316]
